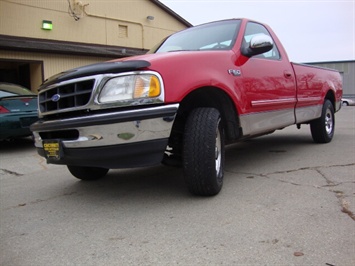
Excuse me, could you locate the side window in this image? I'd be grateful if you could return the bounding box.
[243,22,280,60]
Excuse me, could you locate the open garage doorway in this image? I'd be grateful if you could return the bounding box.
[0,59,43,93]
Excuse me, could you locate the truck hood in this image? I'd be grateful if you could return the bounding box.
[39,51,235,90]
[113,51,234,68]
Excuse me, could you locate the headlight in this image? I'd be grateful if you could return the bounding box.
[99,74,161,103]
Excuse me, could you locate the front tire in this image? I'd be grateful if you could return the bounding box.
[310,99,335,143]
[183,108,225,196]
[67,165,109,181]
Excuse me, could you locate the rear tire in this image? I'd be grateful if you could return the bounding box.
[183,108,225,196]
[67,165,109,181]
[310,100,335,143]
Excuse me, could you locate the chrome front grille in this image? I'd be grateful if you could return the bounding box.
[39,79,95,114]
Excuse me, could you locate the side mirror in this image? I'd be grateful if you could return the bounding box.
[242,34,274,57]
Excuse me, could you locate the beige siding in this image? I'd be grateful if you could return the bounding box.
[0,0,187,49]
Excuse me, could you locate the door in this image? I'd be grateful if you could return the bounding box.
[236,22,297,135]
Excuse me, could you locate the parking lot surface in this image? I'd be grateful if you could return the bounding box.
[1,107,354,266]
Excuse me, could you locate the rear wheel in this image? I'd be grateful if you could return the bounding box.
[183,108,225,196]
[310,99,335,143]
[67,165,109,181]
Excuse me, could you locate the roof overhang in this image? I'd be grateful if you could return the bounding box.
[0,34,148,58]
[150,0,193,27]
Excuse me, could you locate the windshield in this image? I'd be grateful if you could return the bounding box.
[151,20,241,53]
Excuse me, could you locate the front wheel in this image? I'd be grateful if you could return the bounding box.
[310,100,335,143]
[183,108,225,196]
[67,165,109,181]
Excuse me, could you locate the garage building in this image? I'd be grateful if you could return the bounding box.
[0,0,191,92]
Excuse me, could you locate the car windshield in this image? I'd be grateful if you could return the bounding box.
[150,20,241,53]
[0,83,36,98]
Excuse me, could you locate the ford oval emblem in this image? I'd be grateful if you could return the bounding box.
[51,94,61,102]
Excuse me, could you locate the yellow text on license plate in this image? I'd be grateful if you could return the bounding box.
[44,142,60,158]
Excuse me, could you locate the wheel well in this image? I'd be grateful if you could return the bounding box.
[325,90,335,108]
[168,87,240,154]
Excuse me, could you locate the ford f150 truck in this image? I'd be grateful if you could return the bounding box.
[31,19,342,196]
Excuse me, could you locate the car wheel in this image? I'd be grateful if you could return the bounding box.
[310,99,335,143]
[67,165,109,181]
[342,101,349,106]
[183,108,225,196]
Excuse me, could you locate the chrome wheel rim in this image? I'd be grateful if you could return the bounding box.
[215,123,222,175]
[325,108,333,135]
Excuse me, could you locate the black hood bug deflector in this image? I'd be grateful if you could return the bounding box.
[39,60,151,90]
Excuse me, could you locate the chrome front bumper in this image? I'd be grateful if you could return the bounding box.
[30,104,179,168]
[32,104,178,148]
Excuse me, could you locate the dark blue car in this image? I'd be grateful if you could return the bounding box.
[0,83,38,140]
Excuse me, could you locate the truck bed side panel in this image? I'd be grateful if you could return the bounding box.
[292,63,342,124]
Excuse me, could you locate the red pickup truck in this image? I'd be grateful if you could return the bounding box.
[31,18,342,196]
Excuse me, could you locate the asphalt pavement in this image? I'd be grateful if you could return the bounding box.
[1,107,354,266]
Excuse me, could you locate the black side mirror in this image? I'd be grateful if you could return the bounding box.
[242,34,274,57]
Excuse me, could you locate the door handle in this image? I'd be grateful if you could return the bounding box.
[284,71,293,78]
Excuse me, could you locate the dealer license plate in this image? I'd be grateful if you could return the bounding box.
[43,140,63,159]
